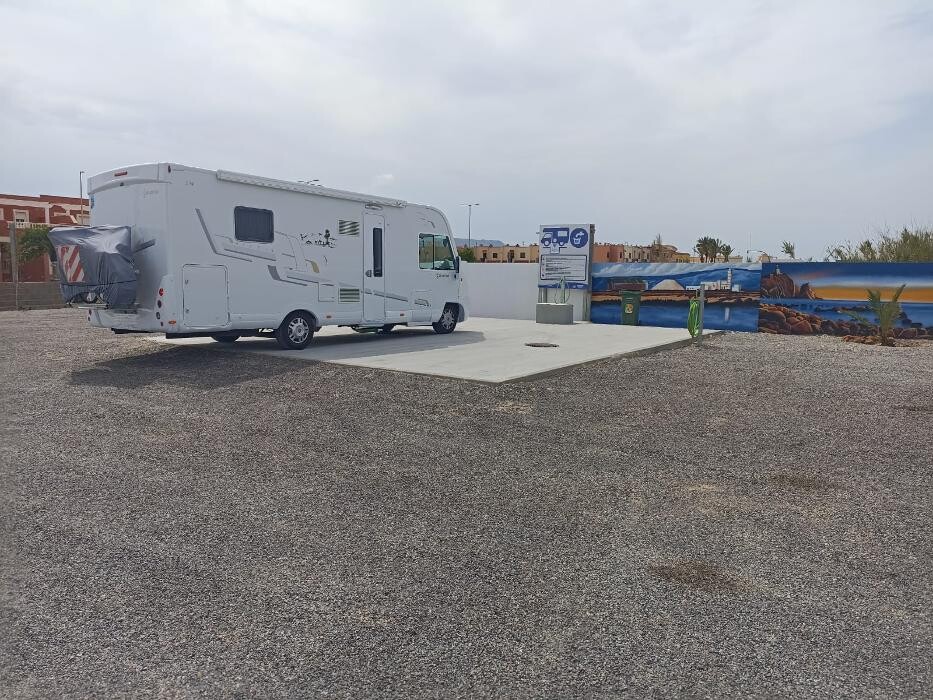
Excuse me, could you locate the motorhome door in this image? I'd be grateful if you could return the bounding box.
[362,213,386,323]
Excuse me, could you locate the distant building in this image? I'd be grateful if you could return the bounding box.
[592,244,629,262]
[466,244,540,263]
[593,242,690,263]
[461,239,692,264]
[689,254,746,264]
[0,192,90,282]
[455,238,505,248]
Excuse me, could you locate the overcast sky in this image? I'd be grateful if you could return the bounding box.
[2,0,932,257]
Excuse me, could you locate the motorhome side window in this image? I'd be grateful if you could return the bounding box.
[234,206,274,243]
[418,234,455,270]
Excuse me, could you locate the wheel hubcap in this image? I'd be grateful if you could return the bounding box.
[288,318,309,342]
[442,310,455,328]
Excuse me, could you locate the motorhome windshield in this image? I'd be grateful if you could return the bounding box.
[419,234,455,270]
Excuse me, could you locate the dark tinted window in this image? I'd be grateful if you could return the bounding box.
[373,227,383,277]
[234,206,274,243]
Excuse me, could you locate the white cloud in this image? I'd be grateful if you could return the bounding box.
[1,0,931,257]
[371,173,395,189]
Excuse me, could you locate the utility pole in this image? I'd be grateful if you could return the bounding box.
[9,221,19,309]
[460,203,479,247]
[80,170,86,222]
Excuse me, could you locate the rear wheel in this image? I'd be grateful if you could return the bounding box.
[211,333,240,343]
[432,305,458,335]
[275,311,314,350]
[379,324,396,333]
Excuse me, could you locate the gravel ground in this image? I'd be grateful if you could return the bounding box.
[1,309,931,699]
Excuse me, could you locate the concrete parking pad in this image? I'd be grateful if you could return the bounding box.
[157,317,715,382]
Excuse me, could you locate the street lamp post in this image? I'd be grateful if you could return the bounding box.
[80,170,86,222]
[460,203,479,247]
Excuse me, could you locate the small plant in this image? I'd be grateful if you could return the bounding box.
[781,241,796,258]
[842,284,906,346]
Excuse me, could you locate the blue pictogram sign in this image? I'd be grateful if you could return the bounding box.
[538,223,593,289]
[570,227,588,248]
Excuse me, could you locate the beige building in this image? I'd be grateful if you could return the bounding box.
[462,240,692,263]
[593,242,690,263]
[469,244,539,263]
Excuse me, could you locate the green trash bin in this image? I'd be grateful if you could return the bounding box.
[621,291,641,325]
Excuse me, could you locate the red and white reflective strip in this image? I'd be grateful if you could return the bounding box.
[56,245,85,283]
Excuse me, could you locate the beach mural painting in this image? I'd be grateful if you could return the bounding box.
[758,262,933,339]
[591,262,762,331]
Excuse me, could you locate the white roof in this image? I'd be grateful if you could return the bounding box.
[216,169,407,208]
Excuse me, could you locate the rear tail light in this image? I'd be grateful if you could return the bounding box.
[158,288,164,296]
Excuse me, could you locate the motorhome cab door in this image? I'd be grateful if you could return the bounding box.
[362,213,385,323]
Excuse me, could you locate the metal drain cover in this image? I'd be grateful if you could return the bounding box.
[526,342,559,348]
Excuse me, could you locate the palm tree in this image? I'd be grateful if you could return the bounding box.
[693,238,704,262]
[711,238,723,262]
[694,236,718,262]
[781,241,796,258]
[719,243,734,262]
[842,284,906,346]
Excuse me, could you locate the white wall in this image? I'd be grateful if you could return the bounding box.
[461,263,586,321]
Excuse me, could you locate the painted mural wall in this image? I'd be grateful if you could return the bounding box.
[591,262,762,331]
[758,262,933,339]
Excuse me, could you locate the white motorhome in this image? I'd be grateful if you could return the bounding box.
[79,163,465,348]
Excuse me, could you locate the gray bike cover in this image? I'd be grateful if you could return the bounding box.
[47,226,137,308]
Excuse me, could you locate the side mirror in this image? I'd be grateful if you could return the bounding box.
[454,256,460,273]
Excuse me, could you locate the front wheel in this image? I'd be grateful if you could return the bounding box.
[432,305,458,335]
[275,311,314,350]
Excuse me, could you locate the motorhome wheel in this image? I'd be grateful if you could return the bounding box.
[433,306,458,335]
[211,333,240,343]
[275,311,314,350]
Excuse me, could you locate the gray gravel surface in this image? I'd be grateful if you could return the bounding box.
[1,309,931,698]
